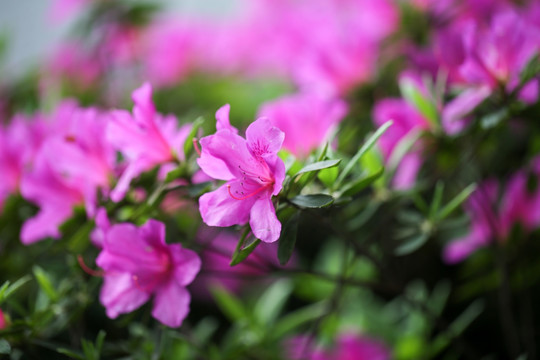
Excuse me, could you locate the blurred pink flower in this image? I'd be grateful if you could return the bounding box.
[444,171,540,263]
[287,333,390,360]
[107,82,191,202]
[436,9,540,124]
[0,114,47,211]
[96,219,201,327]
[0,309,7,330]
[258,93,347,158]
[198,105,285,243]
[20,103,115,244]
[373,98,430,190]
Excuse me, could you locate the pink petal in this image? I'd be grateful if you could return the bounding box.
[249,196,281,243]
[169,245,202,286]
[245,117,285,158]
[20,205,73,244]
[215,104,238,133]
[100,273,150,319]
[152,280,190,327]
[199,182,256,227]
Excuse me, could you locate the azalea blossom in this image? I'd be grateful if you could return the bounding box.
[107,82,192,202]
[373,97,430,189]
[96,219,201,327]
[197,104,285,243]
[0,309,6,330]
[444,171,540,263]
[20,104,115,244]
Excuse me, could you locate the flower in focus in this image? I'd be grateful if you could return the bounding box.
[258,92,347,158]
[96,219,201,327]
[198,104,285,243]
[107,82,192,202]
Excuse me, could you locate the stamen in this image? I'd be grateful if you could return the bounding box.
[227,184,271,200]
[193,138,202,156]
[77,255,104,277]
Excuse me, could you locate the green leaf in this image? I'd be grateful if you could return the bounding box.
[0,339,11,354]
[290,194,334,208]
[164,166,184,183]
[400,77,439,128]
[294,159,341,177]
[56,348,85,360]
[230,230,261,266]
[68,221,95,254]
[254,279,293,326]
[95,330,106,356]
[318,166,339,189]
[183,116,205,158]
[480,108,509,129]
[336,121,392,186]
[209,286,250,322]
[277,212,300,265]
[395,233,429,256]
[437,183,476,221]
[272,301,327,339]
[339,167,384,197]
[520,52,540,85]
[33,266,59,302]
[429,182,445,220]
[0,275,31,305]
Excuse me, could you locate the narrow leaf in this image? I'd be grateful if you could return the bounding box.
[294,159,341,177]
[290,194,334,208]
[278,212,300,265]
[337,121,392,186]
[340,167,384,197]
[210,286,249,322]
[230,229,261,266]
[429,182,444,220]
[437,183,476,220]
[33,266,59,302]
[395,233,429,256]
[254,279,293,325]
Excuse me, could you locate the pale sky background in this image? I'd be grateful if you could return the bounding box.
[0,0,237,78]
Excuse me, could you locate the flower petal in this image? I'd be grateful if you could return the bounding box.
[250,197,281,243]
[169,245,201,286]
[100,273,149,319]
[199,182,256,227]
[152,280,190,327]
[245,117,284,158]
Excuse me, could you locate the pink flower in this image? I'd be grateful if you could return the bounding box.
[20,104,115,244]
[96,219,201,327]
[0,114,47,211]
[287,333,390,360]
[372,98,430,189]
[436,10,540,124]
[0,309,7,330]
[197,105,285,243]
[107,82,191,202]
[258,93,347,158]
[444,172,540,263]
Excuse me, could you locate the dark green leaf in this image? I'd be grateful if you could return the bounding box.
[56,348,84,360]
[340,167,384,197]
[290,194,334,208]
[480,108,509,129]
[429,182,444,220]
[437,184,476,220]
[395,233,429,256]
[33,266,58,302]
[294,159,341,177]
[164,167,184,183]
[230,230,261,266]
[254,279,293,325]
[278,212,300,265]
